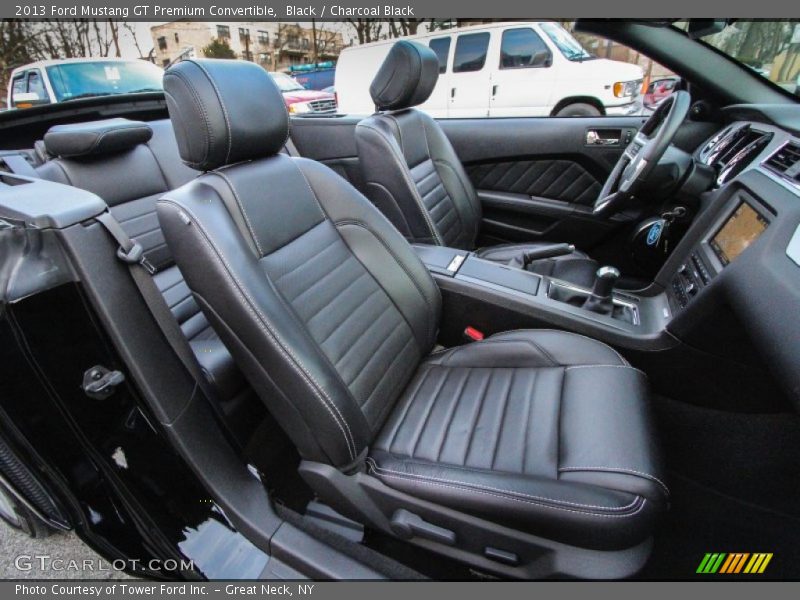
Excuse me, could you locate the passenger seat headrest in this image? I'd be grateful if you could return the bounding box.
[163,59,289,171]
[44,118,153,158]
[370,41,440,111]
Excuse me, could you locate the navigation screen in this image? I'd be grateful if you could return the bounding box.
[710,203,769,266]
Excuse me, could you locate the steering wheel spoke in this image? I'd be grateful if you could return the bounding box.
[593,91,691,217]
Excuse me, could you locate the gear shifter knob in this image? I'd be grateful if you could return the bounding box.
[582,266,620,315]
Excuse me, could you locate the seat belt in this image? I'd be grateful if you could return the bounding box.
[94,211,244,451]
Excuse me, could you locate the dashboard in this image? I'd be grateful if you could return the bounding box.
[662,107,800,409]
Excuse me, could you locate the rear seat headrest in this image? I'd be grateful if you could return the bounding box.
[370,41,439,111]
[44,118,153,158]
[163,59,289,172]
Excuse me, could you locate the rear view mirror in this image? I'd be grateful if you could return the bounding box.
[686,19,728,39]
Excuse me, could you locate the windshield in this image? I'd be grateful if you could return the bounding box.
[539,22,594,61]
[688,20,800,99]
[46,61,163,102]
[270,74,305,92]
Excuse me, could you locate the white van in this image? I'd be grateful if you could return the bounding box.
[335,21,644,118]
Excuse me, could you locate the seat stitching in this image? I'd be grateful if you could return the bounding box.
[191,60,233,164]
[157,198,357,460]
[490,369,515,469]
[360,334,416,413]
[334,219,437,344]
[565,364,647,377]
[559,466,670,497]
[385,366,433,448]
[491,329,630,366]
[367,459,644,514]
[434,369,472,462]
[461,370,492,462]
[212,171,264,256]
[164,72,211,169]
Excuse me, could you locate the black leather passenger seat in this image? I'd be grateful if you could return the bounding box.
[155,58,667,578]
[34,117,253,423]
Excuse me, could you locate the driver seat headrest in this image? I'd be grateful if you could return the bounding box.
[163,59,289,171]
[369,41,440,111]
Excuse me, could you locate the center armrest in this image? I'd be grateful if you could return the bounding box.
[411,244,469,276]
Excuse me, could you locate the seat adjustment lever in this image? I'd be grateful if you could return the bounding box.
[390,509,456,545]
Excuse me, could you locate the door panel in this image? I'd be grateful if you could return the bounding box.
[438,116,647,249]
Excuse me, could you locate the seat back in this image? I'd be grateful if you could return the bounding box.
[158,59,441,469]
[34,118,208,340]
[355,41,482,250]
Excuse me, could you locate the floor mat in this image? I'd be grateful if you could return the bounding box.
[639,396,800,580]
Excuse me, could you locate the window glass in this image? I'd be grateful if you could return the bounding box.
[26,71,46,99]
[453,32,490,73]
[429,37,451,73]
[683,20,800,99]
[500,28,551,69]
[11,75,26,97]
[45,61,164,102]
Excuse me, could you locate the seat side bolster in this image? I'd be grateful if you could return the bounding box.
[156,179,372,467]
[355,117,443,245]
[420,112,483,246]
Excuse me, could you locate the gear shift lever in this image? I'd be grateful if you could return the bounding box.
[582,266,620,315]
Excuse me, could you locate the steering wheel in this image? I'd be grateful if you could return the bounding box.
[593,90,691,217]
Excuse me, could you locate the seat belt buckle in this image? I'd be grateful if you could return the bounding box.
[463,326,484,342]
[116,242,156,275]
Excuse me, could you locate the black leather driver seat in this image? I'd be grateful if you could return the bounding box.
[157,59,666,577]
[355,41,600,288]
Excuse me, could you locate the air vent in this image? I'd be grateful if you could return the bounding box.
[763,143,800,185]
[716,131,773,186]
[702,124,751,167]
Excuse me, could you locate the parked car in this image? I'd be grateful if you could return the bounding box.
[643,76,679,109]
[6,58,164,108]
[269,72,337,114]
[335,21,644,117]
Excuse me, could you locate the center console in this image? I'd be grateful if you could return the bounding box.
[668,190,770,311]
[412,243,674,351]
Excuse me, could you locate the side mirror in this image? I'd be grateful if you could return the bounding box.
[12,92,43,108]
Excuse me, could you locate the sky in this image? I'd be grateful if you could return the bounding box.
[119,22,165,58]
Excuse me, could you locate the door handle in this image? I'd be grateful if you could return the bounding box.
[451,87,456,98]
[586,129,621,146]
[492,84,498,96]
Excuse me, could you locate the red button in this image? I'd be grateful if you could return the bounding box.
[464,326,484,341]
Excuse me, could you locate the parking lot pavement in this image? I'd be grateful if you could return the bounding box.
[0,522,132,579]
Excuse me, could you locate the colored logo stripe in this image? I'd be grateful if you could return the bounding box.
[697,553,773,574]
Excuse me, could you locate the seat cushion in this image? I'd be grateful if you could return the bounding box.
[475,243,599,289]
[368,329,667,550]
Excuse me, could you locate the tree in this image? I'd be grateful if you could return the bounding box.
[346,19,385,45]
[202,38,236,59]
[310,20,342,62]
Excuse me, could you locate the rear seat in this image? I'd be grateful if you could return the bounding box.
[34,118,253,419]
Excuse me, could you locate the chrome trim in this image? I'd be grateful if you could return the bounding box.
[546,280,641,326]
[760,141,800,191]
